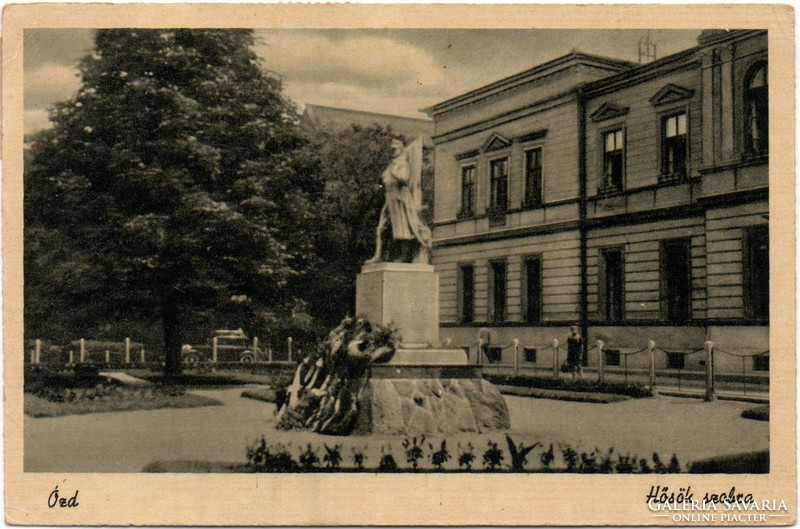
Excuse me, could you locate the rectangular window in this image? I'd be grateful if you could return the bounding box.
[661,239,692,323]
[489,158,509,211]
[604,349,621,366]
[662,112,688,181]
[524,347,537,363]
[523,148,543,207]
[602,129,624,191]
[458,265,475,324]
[489,260,507,323]
[599,248,624,322]
[486,347,503,364]
[523,256,542,323]
[743,226,769,320]
[752,354,769,372]
[665,351,686,370]
[459,165,475,218]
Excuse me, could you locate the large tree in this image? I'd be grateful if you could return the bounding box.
[25,29,322,374]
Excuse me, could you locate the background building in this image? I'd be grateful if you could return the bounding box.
[426,30,768,375]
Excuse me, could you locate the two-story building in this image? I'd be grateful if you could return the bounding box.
[425,30,768,375]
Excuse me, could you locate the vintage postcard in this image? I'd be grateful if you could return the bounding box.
[3,3,795,526]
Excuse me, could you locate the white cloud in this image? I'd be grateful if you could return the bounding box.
[24,109,53,136]
[25,63,81,110]
[255,32,445,98]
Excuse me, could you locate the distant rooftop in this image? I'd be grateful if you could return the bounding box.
[303,104,433,142]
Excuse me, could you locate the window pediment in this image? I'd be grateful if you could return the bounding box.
[482,133,512,153]
[649,83,695,107]
[590,102,629,123]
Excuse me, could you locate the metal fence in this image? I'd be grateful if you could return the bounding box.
[459,335,768,401]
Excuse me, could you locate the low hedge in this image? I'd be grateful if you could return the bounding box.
[484,374,652,398]
[688,450,769,473]
[741,405,769,421]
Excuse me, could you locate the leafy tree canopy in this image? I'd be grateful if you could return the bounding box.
[25,29,323,373]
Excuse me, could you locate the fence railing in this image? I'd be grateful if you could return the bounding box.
[26,336,300,367]
[458,334,769,401]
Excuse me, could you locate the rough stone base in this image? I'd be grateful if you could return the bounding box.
[353,378,510,436]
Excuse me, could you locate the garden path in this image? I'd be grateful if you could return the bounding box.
[24,388,768,472]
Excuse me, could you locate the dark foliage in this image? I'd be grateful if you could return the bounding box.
[484,374,652,398]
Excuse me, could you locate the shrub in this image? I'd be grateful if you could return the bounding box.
[484,374,652,399]
[540,443,555,469]
[429,440,450,470]
[351,446,367,470]
[741,405,769,422]
[299,443,320,471]
[402,437,425,470]
[378,445,397,472]
[506,434,540,471]
[73,363,100,379]
[323,444,342,469]
[483,440,504,470]
[457,442,476,470]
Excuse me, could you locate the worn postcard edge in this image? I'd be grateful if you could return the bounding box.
[2,3,795,526]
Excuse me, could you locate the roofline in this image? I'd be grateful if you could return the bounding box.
[583,29,766,97]
[304,103,432,124]
[422,51,635,116]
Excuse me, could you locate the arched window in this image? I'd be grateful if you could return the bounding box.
[744,62,768,155]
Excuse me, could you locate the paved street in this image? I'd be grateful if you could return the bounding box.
[25,387,768,472]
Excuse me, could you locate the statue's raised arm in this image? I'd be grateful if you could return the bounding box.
[365,137,432,265]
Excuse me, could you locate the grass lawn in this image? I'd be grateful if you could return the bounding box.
[24,391,222,418]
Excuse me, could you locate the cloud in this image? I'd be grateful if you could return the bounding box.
[255,31,446,97]
[25,63,81,110]
[25,109,53,136]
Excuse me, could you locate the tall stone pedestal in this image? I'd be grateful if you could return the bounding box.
[356,262,440,348]
[354,262,509,435]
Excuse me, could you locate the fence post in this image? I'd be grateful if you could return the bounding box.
[704,340,715,401]
[212,336,218,363]
[35,339,42,364]
[552,338,559,378]
[513,338,520,377]
[253,336,259,358]
[105,349,110,365]
[268,347,273,363]
[79,338,86,363]
[140,348,146,364]
[69,350,74,366]
[597,339,604,383]
[648,339,656,388]
[287,337,293,362]
[477,338,484,366]
[125,337,131,364]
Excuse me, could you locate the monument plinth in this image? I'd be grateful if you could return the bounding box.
[354,261,509,436]
[356,262,439,349]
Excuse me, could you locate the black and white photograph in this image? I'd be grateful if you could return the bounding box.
[4,3,795,526]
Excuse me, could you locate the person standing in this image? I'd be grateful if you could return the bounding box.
[567,325,584,380]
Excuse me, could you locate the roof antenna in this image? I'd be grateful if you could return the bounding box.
[638,30,657,63]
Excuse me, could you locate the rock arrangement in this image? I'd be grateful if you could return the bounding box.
[354,378,509,435]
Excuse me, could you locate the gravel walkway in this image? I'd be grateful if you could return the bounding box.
[24,388,768,472]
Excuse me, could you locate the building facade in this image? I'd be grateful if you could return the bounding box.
[426,30,768,375]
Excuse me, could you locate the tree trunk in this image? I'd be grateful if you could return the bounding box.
[162,288,183,377]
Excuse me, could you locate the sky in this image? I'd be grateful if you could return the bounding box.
[24,28,703,135]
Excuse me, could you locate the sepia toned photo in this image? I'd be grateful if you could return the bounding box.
[4,4,795,526]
